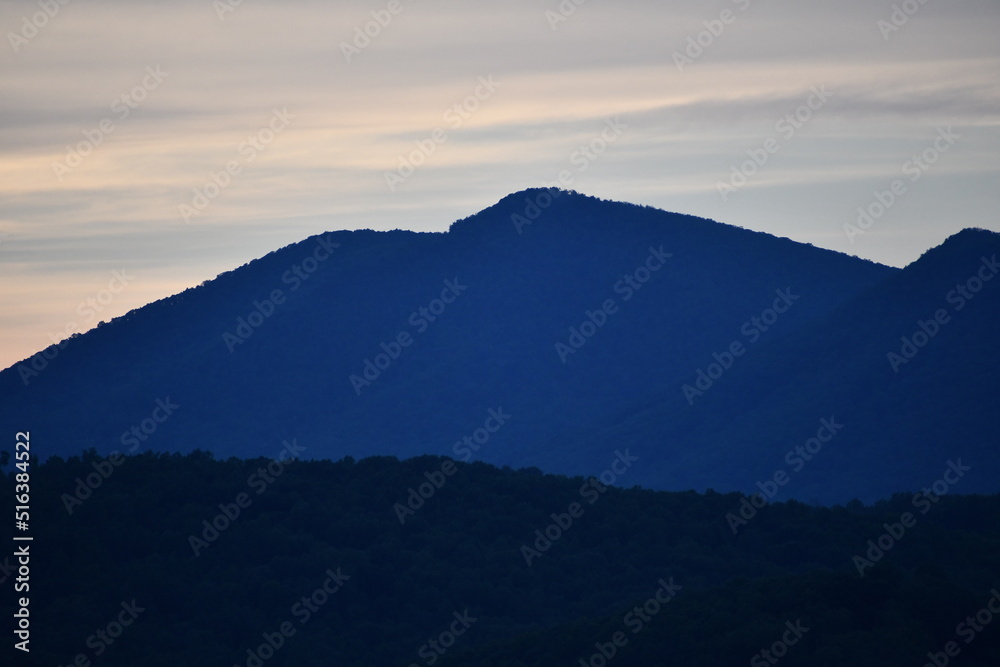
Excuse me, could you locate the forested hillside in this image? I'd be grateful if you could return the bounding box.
[3,450,997,666]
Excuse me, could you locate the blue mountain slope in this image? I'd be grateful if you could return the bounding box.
[7,189,970,505]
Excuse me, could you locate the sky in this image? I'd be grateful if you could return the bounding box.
[1,0,998,370]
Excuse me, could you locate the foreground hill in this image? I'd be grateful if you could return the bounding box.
[1,452,997,666]
[2,189,996,501]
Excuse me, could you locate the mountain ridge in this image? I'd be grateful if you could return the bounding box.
[2,190,994,504]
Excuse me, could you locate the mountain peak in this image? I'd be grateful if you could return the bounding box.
[938,227,1000,251]
[902,227,1000,283]
[447,188,581,236]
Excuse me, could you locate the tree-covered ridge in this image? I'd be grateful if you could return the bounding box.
[3,450,998,666]
[2,189,921,504]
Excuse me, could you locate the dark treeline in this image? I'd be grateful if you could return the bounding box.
[2,450,998,666]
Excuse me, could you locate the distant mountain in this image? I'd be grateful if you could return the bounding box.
[2,189,996,502]
[571,227,1000,502]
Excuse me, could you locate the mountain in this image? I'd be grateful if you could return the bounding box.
[571,227,1000,502]
[2,189,996,503]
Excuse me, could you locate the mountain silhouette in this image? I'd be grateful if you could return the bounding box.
[2,189,996,503]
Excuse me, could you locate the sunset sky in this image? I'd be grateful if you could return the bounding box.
[2,0,998,369]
